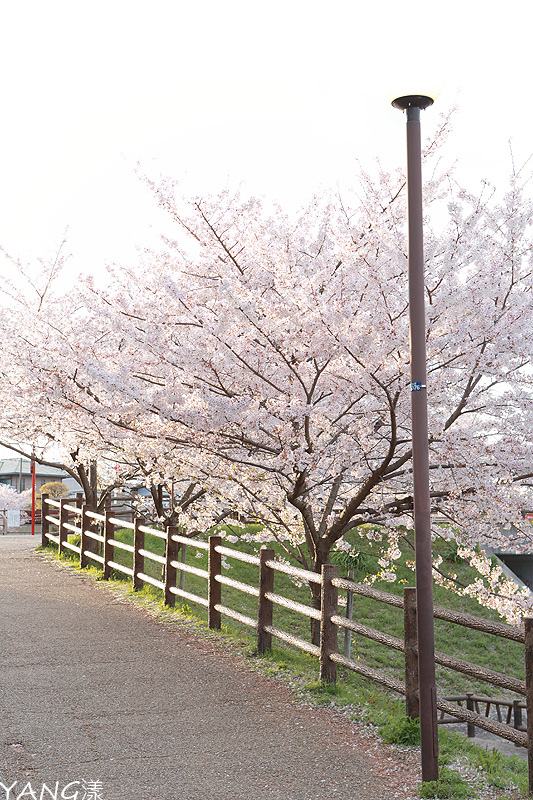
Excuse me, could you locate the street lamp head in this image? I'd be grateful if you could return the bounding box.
[392,95,434,112]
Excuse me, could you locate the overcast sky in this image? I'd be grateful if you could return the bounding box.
[1,0,532,275]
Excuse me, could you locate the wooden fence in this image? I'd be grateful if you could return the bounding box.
[41,494,533,787]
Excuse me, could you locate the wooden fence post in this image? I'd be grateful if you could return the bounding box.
[80,504,90,568]
[179,544,187,591]
[257,547,275,654]
[320,564,338,684]
[41,493,49,548]
[404,587,419,719]
[343,568,354,659]
[513,699,523,734]
[58,498,68,555]
[208,535,222,629]
[466,692,476,738]
[133,517,145,591]
[103,509,114,580]
[165,526,179,607]
[76,492,83,508]
[524,616,533,795]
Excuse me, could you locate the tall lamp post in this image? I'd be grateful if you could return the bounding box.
[392,94,439,782]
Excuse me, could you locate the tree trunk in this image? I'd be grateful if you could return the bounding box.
[89,460,97,492]
[309,545,332,647]
[86,463,99,556]
[310,580,322,647]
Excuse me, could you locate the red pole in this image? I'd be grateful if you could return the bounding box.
[31,455,36,536]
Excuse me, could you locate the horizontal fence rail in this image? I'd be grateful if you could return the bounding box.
[438,693,526,738]
[40,494,533,788]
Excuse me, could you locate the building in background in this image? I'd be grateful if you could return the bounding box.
[0,458,81,495]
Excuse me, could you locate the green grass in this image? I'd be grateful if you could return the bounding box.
[419,767,475,800]
[47,527,530,798]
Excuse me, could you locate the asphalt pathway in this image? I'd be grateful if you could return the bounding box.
[0,536,417,800]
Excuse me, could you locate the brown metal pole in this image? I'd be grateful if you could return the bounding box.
[257,547,275,654]
[524,617,533,794]
[208,535,222,629]
[393,94,439,782]
[404,587,419,720]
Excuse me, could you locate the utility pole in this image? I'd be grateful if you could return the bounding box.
[392,93,439,783]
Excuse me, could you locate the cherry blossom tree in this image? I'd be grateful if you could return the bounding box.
[0,249,223,530]
[2,119,533,634]
[0,246,140,510]
[34,125,530,637]
[0,485,32,531]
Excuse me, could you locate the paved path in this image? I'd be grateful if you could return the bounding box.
[0,537,417,800]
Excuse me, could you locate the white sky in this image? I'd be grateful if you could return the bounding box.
[1,0,532,275]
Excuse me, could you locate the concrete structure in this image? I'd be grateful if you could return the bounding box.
[486,515,533,593]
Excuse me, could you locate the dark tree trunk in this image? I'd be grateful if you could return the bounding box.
[309,542,332,647]
[310,580,322,647]
[83,462,100,555]
[89,460,97,500]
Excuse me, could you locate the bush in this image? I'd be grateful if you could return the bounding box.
[380,712,421,746]
[38,481,69,509]
[441,539,465,565]
[333,548,377,577]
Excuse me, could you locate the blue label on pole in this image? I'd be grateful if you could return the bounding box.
[411,382,422,391]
